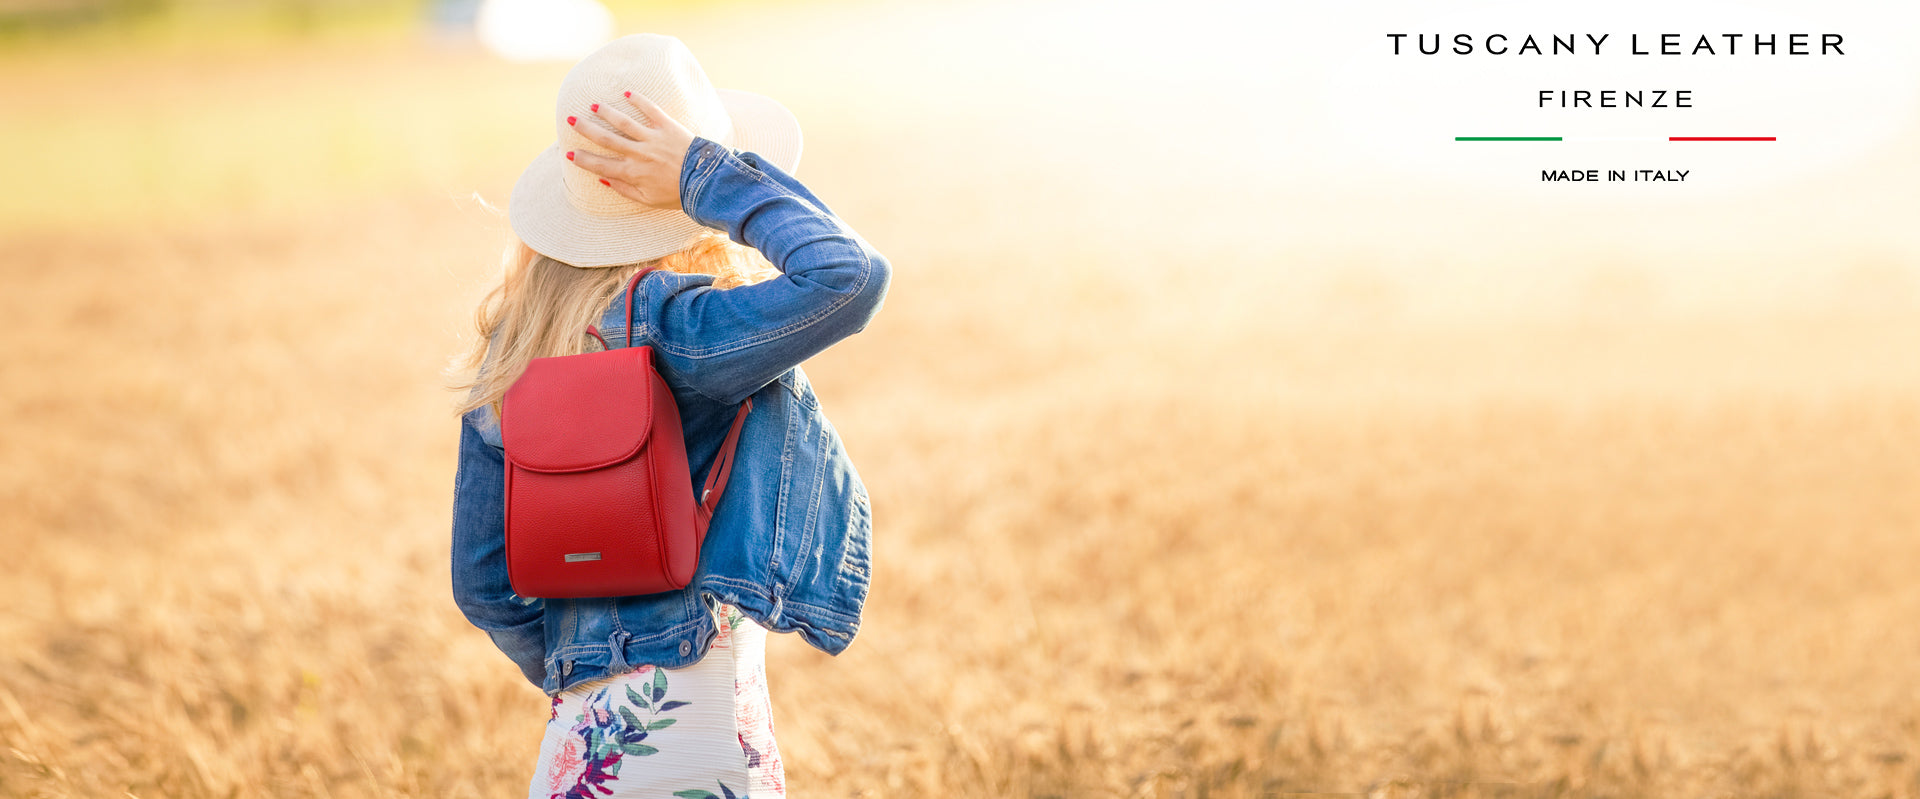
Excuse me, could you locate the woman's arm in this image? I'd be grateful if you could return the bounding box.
[640,139,891,404]
[449,413,547,689]
[571,96,892,404]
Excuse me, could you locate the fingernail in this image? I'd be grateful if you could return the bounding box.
[599,178,611,187]
[566,116,577,126]
[590,103,599,112]
[565,151,575,161]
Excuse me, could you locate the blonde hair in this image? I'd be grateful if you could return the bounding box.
[449,229,777,418]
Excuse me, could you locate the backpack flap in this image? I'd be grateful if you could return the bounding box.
[501,347,655,473]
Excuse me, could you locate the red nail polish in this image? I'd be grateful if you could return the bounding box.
[599,178,611,187]
[565,151,574,161]
[591,103,599,112]
[567,116,577,125]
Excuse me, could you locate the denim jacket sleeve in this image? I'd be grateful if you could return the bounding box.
[450,413,547,688]
[640,137,893,405]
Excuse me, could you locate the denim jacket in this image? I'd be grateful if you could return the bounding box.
[450,137,891,695]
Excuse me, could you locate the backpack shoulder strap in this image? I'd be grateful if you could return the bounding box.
[695,396,753,541]
[580,267,660,349]
[611,266,753,539]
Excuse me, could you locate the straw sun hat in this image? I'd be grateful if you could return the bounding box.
[509,33,803,268]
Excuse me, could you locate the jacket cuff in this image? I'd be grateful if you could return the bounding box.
[679,136,729,223]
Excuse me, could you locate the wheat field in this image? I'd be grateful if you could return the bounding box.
[3,2,1919,797]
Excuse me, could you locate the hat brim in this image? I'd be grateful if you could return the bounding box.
[508,88,803,268]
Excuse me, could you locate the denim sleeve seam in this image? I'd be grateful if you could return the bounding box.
[742,156,815,209]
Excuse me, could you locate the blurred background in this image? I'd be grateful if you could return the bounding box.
[1,0,1916,796]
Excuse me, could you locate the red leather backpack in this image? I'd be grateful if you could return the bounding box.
[499,268,751,599]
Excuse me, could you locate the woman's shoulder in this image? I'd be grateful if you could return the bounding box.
[641,267,721,294]
[462,402,504,450]
[614,268,719,331]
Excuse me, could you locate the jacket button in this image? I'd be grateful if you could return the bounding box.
[679,640,692,656]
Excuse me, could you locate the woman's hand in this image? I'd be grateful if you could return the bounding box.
[567,91,697,211]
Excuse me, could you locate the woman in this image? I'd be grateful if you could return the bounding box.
[447,34,890,798]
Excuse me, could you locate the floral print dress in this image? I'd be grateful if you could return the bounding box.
[529,602,784,799]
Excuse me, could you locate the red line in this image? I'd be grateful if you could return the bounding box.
[1670,136,1775,141]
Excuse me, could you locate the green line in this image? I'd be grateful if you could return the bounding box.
[1455,136,1562,141]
